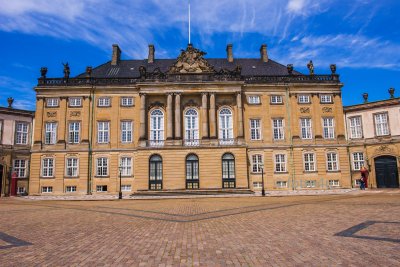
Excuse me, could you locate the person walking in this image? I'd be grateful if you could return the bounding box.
[360,166,369,189]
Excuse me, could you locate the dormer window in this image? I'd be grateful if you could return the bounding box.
[248,95,260,104]
[98,97,111,107]
[46,98,59,107]
[298,95,310,104]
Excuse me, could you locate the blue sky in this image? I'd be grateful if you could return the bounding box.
[0,0,399,110]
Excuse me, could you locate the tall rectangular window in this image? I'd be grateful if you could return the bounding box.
[322,118,335,139]
[68,122,80,144]
[15,122,29,144]
[300,118,312,139]
[13,159,27,178]
[121,121,133,143]
[98,97,111,107]
[120,157,132,176]
[46,98,59,107]
[327,152,338,171]
[374,113,389,136]
[45,122,57,144]
[272,119,284,140]
[252,154,263,173]
[349,116,363,139]
[303,153,316,172]
[42,158,54,177]
[250,119,261,140]
[97,122,110,143]
[69,97,82,107]
[66,158,79,177]
[275,154,286,172]
[96,158,108,177]
[352,152,364,170]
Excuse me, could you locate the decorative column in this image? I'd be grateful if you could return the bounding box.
[209,93,216,138]
[201,92,208,138]
[237,92,244,138]
[139,93,146,140]
[174,93,181,139]
[167,93,173,139]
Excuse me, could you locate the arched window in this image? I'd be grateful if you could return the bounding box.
[222,153,235,188]
[219,108,233,144]
[186,154,199,189]
[149,154,162,190]
[185,108,199,146]
[150,109,164,146]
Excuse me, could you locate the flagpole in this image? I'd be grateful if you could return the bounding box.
[188,0,191,44]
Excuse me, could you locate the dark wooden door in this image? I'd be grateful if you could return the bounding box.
[375,156,399,188]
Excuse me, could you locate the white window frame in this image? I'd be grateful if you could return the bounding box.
[96,185,108,192]
[41,158,54,178]
[45,122,57,144]
[248,95,261,104]
[66,158,79,177]
[275,154,286,172]
[252,154,263,173]
[15,122,29,145]
[17,187,26,194]
[322,117,335,139]
[121,121,133,143]
[219,108,234,143]
[250,119,261,140]
[66,186,77,192]
[300,118,312,139]
[374,113,389,136]
[97,121,110,144]
[352,152,364,171]
[326,152,339,171]
[46,98,59,107]
[298,95,310,104]
[303,153,316,172]
[349,116,363,139]
[270,95,283,104]
[305,180,316,188]
[121,97,134,107]
[13,159,27,178]
[41,186,53,193]
[320,94,333,103]
[96,157,108,177]
[253,182,263,189]
[150,109,165,145]
[121,185,132,192]
[68,122,80,144]
[69,97,82,107]
[276,181,288,188]
[329,180,340,187]
[120,157,132,176]
[184,108,199,144]
[272,118,284,140]
[98,97,111,107]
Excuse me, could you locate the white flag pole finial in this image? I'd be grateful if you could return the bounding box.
[188,0,191,44]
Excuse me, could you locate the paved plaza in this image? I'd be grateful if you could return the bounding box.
[0,191,400,266]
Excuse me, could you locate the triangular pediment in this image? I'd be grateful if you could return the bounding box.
[168,44,215,74]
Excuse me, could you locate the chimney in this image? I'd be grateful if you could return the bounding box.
[111,44,121,66]
[148,44,155,63]
[260,44,268,62]
[226,44,233,62]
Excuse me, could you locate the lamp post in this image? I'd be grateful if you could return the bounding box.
[118,165,123,199]
[260,163,265,196]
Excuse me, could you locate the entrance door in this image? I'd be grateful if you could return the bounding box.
[149,155,162,190]
[186,154,199,189]
[0,165,3,196]
[375,156,399,188]
[222,153,236,188]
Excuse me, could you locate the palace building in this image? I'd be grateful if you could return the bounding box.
[29,43,351,195]
[344,89,400,189]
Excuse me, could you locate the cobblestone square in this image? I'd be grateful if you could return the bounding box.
[1,191,400,266]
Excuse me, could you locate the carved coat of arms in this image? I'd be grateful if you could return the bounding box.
[169,44,215,74]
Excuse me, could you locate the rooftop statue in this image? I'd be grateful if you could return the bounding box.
[169,44,215,74]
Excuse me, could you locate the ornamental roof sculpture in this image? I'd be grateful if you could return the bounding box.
[168,44,215,74]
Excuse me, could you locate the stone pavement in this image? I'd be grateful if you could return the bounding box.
[0,190,399,266]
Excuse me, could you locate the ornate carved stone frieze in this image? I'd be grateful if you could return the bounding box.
[375,145,393,153]
[70,111,81,117]
[148,101,165,110]
[322,107,332,113]
[47,111,57,117]
[300,107,310,113]
[183,99,199,108]
[168,44,215,74]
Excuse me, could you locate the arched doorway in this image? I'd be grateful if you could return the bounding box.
[374,156,399,188]
[186,154,199,189]
[149,155,162,190]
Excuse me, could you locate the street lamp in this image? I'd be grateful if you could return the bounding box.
[260,163,265,196]
[118,165,123,199]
